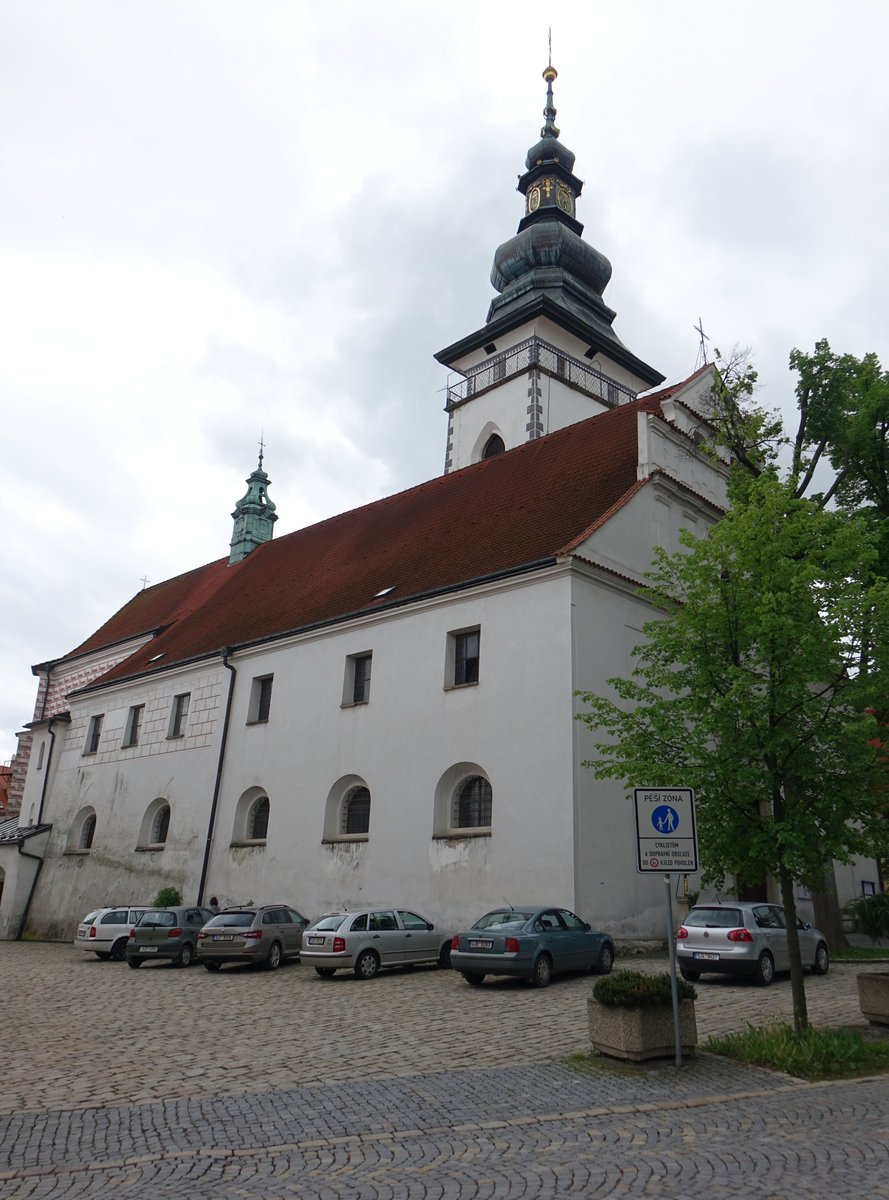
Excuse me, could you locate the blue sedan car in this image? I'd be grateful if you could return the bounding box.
[450,906,615,988]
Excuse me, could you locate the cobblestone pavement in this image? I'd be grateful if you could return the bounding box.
[2,943,888,1197]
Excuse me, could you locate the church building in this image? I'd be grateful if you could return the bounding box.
[1,65,875,942]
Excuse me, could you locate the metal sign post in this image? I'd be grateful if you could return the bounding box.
[633,787,698,1068]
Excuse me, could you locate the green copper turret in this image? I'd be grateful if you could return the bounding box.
[229,450,277,564]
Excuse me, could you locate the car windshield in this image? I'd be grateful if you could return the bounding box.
[308,914,347,932]
[473,910,534,931]
[206,912,254,928]
[685,908,743,928]
[138,911,176,928]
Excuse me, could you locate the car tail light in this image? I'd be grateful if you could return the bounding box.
[197,931,207,940]
[243,930,263,940]
[451,935,459,950]
[727,928,754,942]
[333,937,346,953]
[504,937,520,953]
[677,927,688,939]
[89,926,97,939]
[167,928,183,938]
[129,928,135,939]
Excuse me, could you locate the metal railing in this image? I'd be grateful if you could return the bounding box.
[445,336,637,410]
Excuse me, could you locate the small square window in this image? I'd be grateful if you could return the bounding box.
[123,704,145,747]
[168,693,190,739]
[343,652,372,706]
[447,628,480,688]
[248,675,274,724]
[84,715,104,755]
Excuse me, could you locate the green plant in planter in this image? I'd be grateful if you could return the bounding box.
[593,969,696,1008]
[151,886,183,907]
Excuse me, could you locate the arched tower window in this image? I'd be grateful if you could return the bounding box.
[482,434,505,459]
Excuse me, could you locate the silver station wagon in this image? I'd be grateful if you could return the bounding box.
[676,901,830,985]
[301,908,453,979]
[74,906,154,961]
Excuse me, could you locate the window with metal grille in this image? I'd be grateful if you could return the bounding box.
[352,654,372,704]
[152,804,171,844]
[249,796,270,840]
[84,715,104,755]
[454,776,492,829]
[80,813,96,850]
[454,630,480,686]
[168,693,190,738]
[342,786,371,835]
[123,704,144,747]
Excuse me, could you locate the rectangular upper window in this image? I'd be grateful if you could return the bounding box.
[84,714,104,755]
[343,652,372,706]
[248,675,274,724]
[448,628,480,688]
[168,693,190,739]
[122,704,145,747]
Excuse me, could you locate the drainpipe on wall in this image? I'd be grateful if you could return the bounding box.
[35,718,59,827]
[197,648,237,905]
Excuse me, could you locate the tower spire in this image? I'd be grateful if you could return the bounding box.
[229,446,278,564]
[541,34,559,138]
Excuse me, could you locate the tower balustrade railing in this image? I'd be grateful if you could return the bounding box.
[444,336,637,411]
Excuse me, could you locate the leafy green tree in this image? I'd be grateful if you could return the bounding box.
[576,476,889,1030]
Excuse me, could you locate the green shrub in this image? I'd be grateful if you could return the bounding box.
[845,893,889,942]
[151,886,183,907]
[708,1022,889,1080]
[592,969,696,1008]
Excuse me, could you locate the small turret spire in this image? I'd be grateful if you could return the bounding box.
[541,32,559,138]
[229,446,278,564]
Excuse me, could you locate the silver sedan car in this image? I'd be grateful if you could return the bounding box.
[301,908,453,979]
[676,901,830,985]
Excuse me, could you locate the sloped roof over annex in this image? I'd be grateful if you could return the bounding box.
[79,388,699,691]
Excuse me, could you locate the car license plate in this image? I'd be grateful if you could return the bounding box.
[692,952,720,961]
[139,946,159,954]
[469,939,493,950]
[212,935,233,941]
[307,936,325,946]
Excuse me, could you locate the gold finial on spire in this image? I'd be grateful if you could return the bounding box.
[541,30,559,135]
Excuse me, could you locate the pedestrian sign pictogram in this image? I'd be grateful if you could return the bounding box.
[633,787,698,873]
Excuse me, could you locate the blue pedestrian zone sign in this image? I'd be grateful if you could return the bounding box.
[633,788,698,873]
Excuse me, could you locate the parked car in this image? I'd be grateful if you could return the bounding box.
[197,905,309,971]
[74,906,155,961]
[301,908,453,978]
[126,905,216,968]
[676,901,830,985]
[449,906,615,988]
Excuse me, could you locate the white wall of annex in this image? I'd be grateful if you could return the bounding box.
[205,572,577,930]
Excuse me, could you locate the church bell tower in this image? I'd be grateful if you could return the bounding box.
[436,61,664,473]
[229,448,278,564]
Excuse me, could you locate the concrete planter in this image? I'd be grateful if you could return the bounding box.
[857,972,889,1026]
[587,996,697,1062]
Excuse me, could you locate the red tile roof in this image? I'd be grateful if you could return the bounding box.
[71,390,693,690]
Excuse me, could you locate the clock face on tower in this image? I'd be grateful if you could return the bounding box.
[528,186,541,213]
[557,186,574,215]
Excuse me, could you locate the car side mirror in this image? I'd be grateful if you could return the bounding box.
[427,923,434,930]
[584,923,591,931]
[803,922,812,930]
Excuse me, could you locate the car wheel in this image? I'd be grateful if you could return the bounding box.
[127,958,142,969]
[354,950,380,980]
[177,943,195,969]
[438,943,452,969]
[315,967,336,978]
[752,951,774,986]
[462,972,485,986]
[204,962,222,972]
[679,968,701,982]
[264,941,283,971]
[594,944,614,975]
[531,954,553,988]
[812,942,830,975]
[110,938,128,962]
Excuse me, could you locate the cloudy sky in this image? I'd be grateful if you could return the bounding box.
[2,1,889,760]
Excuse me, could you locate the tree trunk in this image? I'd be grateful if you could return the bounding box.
[779,867,809,1032]
[810,870,850,952]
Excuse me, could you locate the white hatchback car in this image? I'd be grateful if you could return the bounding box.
[74,906,154,961]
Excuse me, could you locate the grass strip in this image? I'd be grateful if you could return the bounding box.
[707,1022,889,1080]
